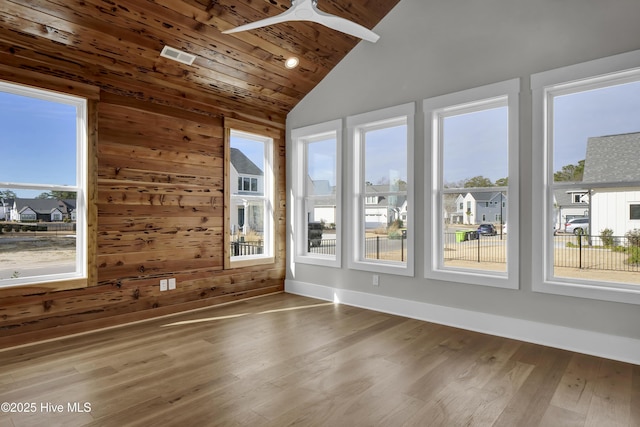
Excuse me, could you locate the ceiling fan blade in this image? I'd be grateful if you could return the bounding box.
[312,9,379,43]
[222,8,296,34]
[223,0,379,43]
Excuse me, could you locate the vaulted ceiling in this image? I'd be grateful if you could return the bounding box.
[0,0,400,122]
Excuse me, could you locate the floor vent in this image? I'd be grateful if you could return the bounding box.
[160,46,197,66]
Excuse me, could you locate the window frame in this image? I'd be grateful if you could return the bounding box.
[346,102,415,276]
[0,80,93,290]
[291,119,342,268]
[531,48,640,304]
[224,118,277,269]
[424,79,520,289]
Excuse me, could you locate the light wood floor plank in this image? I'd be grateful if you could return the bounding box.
[0,293,637,427]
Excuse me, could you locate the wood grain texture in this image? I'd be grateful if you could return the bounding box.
[0,0,393,347]
[0,0,400,117]
[0,68,285,348]
[0,293,637,427]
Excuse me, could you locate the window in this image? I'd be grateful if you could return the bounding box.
[425,79,519,288]
[291,120,341,267]
[532,49,640,304]
[347,103,414,276]
[0,81,89,288]
[631,204,640,220]
[224,119,276,268]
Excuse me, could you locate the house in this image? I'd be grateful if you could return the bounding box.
[0,198,12,220]
[453,191,507,225]
[0,0,639,424]
[9,198,72,222]
[582,132,640,237]
[229,147,264,235]
[364,184,407,229]
[553,189,589,230]
[305,178,338,226]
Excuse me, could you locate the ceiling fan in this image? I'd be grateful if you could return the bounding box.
[223,0,380,43]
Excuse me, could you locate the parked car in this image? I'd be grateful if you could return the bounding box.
[477,223,497,236]
[565,217,589,235]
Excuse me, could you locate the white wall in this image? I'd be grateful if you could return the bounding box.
[286,0,640,361]
[591,189,640,237]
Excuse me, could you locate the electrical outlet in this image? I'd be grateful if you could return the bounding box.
[160,279,168,291]
[372,274,379,286]
[168,278,176,290]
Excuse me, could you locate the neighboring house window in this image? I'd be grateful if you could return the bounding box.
[532,49,640,304]
[224,119,276,268]
[291,119,341,267]
[238,176,258,192]
[425,79,520,289]
[630,204,640,220]
[347,103,414,276]
[0,81,89,288]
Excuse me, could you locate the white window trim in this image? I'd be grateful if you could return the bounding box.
[229,129,275,266]
[347,102,415,276]
[531,48,640,304]
[424,79,520,289]
[0,81,87,288]
[291,119,342,268]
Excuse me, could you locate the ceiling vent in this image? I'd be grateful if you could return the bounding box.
[160,46,197,66]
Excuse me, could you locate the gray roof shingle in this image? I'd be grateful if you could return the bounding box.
[582,132,640,183]
[230,148,263,176]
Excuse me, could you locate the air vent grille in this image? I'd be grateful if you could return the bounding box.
[160,46,196,66]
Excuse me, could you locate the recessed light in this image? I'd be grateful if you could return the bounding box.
[285,57,299,69]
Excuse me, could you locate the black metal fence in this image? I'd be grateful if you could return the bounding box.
[444,231,506,264]
[444,231,640,272]
[364,235,407,262]
[307,235,408,262]
[553,233,640,272]
[230,240,263,256]
[307,238,337,255]
[0,222,76,235]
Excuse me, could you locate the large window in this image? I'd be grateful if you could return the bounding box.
[0,81,88,288]
[424,79,519,288]
[292,120,341,267]
[224,119,275,268]
[532,49,640,304]
[347,103,414,276]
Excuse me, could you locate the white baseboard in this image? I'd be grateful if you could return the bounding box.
[285,279,640,365]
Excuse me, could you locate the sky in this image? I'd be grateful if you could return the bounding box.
[0,91,77,198]
[307,137,336,187]
[231,134,265,172]
[553,79,640,172]
[3,79,640,198]
[443,106,508,184]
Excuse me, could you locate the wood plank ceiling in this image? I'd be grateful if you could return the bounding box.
[0,0,399,122]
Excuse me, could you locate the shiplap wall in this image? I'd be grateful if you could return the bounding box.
[0,67,286,348]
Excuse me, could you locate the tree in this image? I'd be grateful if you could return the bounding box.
[494,177,508,187]
[554,160,584,182]
[0,189,17,199]
[463,175,493,188]
[36,191,76,199]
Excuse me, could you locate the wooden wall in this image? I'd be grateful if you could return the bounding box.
[0,67,286,348]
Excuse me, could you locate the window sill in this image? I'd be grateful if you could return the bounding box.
[294,254,341,268]
[349,259,414,277]
[533,277,640,305]
[228,256,275,269]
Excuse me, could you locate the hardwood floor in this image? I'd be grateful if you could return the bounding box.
[0,292,638,426]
